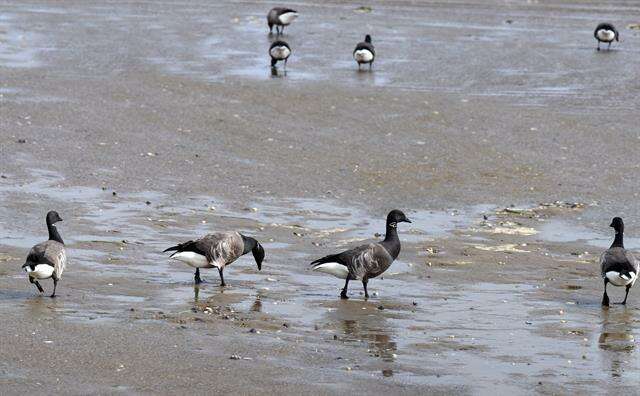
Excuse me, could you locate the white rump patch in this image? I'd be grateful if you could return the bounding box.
[278,12,298,25]
[354,49,374,63]
[606,271,637,287]
[597,29,615,42]
[270,46,291,60]
[25,264,54,279]
[170,252,210,268]
[313,263,350,279]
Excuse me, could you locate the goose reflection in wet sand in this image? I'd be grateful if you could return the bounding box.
[192,283,229,302]
[193,284,201,302]
[341,319,398,362]
[251,294,263,313]
[598,308,636,378]
[320,300,399,372]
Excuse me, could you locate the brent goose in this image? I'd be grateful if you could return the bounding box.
[600,217,639,306]
[164,232,264,286]
[267,7,298,35]
[353,34,375,70]
[22,211,67,298]
[594,23,618,51]
[310,210,411,299]
[269,40,291,69]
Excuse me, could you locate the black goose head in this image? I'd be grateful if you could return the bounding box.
[610,217,624,234]
[386,209,411,228]
[46,210,63,225]
[241,235,264,270]
[252,242,265,271]
[365,34,372,44]
[45,210,64,244]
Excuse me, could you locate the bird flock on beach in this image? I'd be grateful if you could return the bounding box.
[15,9,634,308]
[265,8,620,72]
[23,208,638,306]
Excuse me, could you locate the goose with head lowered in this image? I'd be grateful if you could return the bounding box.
[267,7,298,35]
[269,40,291,70]
[353,34,375,70]
[164,232,264,286]
[600,217,639,306]
[310,209,411,299]
[22,211,67,298]
[594,23,618,51]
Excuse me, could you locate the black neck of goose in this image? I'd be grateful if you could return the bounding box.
[382,222,401,259]
[384,222,399,242]
[241,234,257,255]
[47,221,64,244]
[611,229,624,248]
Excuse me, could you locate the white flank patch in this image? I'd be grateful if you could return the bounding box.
[278,12,298,25]
[606,271,637,287]
[313,263,349,279]
[597,29,615,42]
[354,49,374,63]
[170,252,210,268]
[25,264,54,279]
[270,46,290,60]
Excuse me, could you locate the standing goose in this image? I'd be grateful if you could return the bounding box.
[594,23,619,51]
[310,210,411,299]
[22,211,67,298]
[164,232,264,286]
[267,7,298,35]
[269,40,291,69]
[601,217,639,306]
[353,34,375,70]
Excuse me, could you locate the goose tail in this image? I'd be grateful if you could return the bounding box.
[310,254,342,268]
[163,240,195,253]
[620,270,635,281]
[310,254,349,279]
[163,245,181,253]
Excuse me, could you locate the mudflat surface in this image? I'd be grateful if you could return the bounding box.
[1,1,640,394]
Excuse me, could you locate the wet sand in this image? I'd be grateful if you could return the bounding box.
[2,0,640,394]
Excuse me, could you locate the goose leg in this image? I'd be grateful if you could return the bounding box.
[602,278,610,306]
[50,278,58,298]
[193,285,200,301]
[340,278,350,299]
[608,42,611,50]
[30,277,44,293]
[597,42,600,51]
[362,279,369,299]
[369,62,372,71]
[194,268,203,284]
[618,284,631,305]
[218,267,226,287]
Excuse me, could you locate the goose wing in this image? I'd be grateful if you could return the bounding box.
[600,247,637,278]
[274,7,296,15]
[197,232,244,266]
[268,7,296,23]
[332,243,392,279]
[350,243,393,279]
[25,241,67,278]
[353,42,375,56]
[626,250,640,273]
